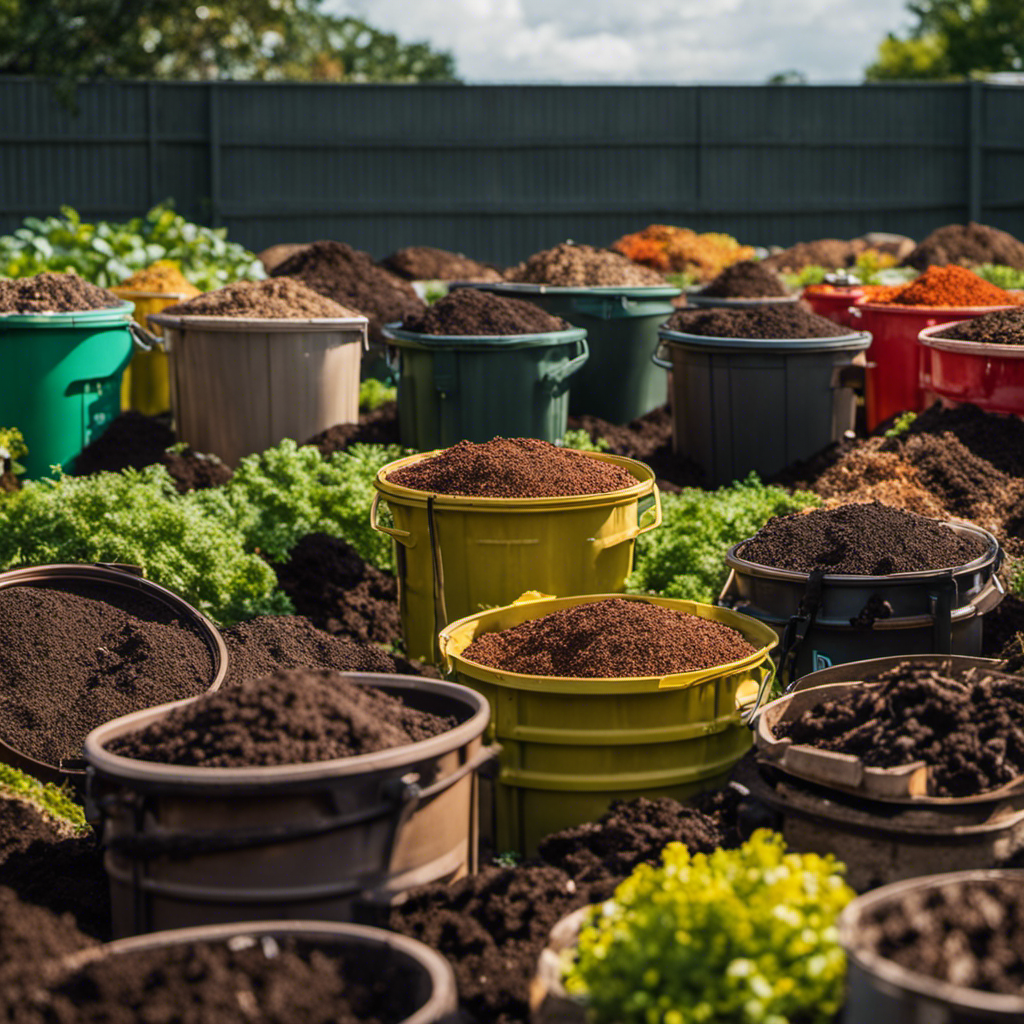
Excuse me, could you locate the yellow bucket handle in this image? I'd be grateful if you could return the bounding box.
[589,482,663,551]
[370,492,414,547]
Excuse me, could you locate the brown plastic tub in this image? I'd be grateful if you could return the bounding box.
[84,673,495,937]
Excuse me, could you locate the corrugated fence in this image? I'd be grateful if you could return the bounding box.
[1,78,1023,264]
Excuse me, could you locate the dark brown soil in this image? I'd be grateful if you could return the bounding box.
[0,796,74,863]
[107,668,456,767]
[273,535,402,646]
[220,614,398,687]
[160,277,356,318]
[776,662,1024,797]
[462,597,756,678]
[271,241,424,343]
[903,221,1024,272]
[387,437,636,498]
[739,502,986,575]
[935,307,1024,345]
[505,242,666,287]
[665,304,850,339]
[380,246,503,282]
[0,582,213,766]
[860,878,1024,994]
[984,592,1024,664]
[401,287,567,336]
[700,259,789,298]
[0,272,121,314]
[762,239,859,273]
[305,403,400,455]
[158,445,233,491]
[0,883,95,977]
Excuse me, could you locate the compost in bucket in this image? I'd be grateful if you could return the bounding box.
[0,272,122,313]
[400,286,567,335]
[664,303,850,339]
[159,277,358,318]
[697,259,790,299]
[505,242,666,287]
[381,245,502,283]
[934,307,1024,345]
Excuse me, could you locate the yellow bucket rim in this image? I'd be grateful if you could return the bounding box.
[374,449,656,510]
[109,287,198,300]
[439,592,779,693]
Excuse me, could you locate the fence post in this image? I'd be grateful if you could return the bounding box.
[208,82,221,227]
[967,80,982,223]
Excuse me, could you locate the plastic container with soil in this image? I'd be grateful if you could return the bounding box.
[0,303,139,478]
[461,282,680,424]
[919,320,1024,416]
[371,449,662,663]
[438,593,778,856]
[851,299,1017,431]
[147,311,368,467]
[719,521,1004,686]
[802,284,866,327]
[382,323,588,450]
[788,652,1001,693]
[653,325,871,488]
[839,870,1024,1023]
[0,562,228,792]
[56,920,458,1024]
[84,672,494,936]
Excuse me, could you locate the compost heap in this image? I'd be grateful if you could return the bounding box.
[116,261,199,295]
[775,662,1024,798]
[740,502,986,575]
[903,221,1024,272]
[0,272,122,313]
[461,597,756,677]
[664,304,850,339]
[0,792,78,864]
[386,437,636,497]
[762,239,860,273]
[380,245,502,282]
[159,277,357,318]
[699,259,790,299]
[107,668,455,767]
[270,240,424,341]
[934,307,1024,345]
[610,225,756,281]
[0,582,213,766]
[400,286,567,336]
[865,264,1024,308]
[505,242,666,287]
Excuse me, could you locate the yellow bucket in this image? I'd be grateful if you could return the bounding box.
[439,592,778,855]
[111,289,194,416]
[371,451,663,663]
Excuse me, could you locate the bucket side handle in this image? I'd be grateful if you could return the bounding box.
[588,482,663,550]
[540,337,589,388]
[739,661,777,725]
[370,492,414,547]
[651,343,673,370]
[129,322,161,352]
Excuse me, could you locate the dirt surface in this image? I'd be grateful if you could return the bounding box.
[762,239,859,273]
[860,877,1024,994]
[903,221,1024,272]
[271,241,424,342]
[934,307,1024,345]
[868,264,1021,308]
[776,662,1024,797]
[505,242,666,287]
[159,446,233,491]
[700,259,789,298]
[304,403,400,455]
[0,795,76,864]
[664,304,850,339]
[462,597,756,678]
[0,272,121,313]
[160,277,357,318]
[387,437,636,498]
[0,882,95,981]
[739,502,986,575]
[273,534,402,647]
[109,668,456,767]
[984,592,1024,665]
[401,287,567,335]
[0,582,213,766]
[380,246,502,282]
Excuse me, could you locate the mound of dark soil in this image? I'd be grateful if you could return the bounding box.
[762,239,859,273]
[665,304,849,339]
[935,307,1024,345]
[903,221,1024,272]
[401,287,566,336]
[0,795,75,864]
[161,278,356,318]
[700,259,789,298]
[305,404,400,455]
[0,272,121,313]
[505,242,666,287]
[380,246,502,282]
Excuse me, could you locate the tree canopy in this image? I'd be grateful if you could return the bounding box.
[866,0,1024,80]
[0,0,458,83]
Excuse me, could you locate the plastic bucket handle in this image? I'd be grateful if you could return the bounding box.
[571,294,675,320]
[588,482,662,550]
[652,342,672,370]
[540,336,589,389]
[370,491,414,548]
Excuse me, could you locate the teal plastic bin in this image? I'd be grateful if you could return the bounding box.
[383,324,588,450]
[0,303,137,478]
[462,282,680,424]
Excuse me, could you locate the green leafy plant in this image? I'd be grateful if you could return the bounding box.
[0,764,87,831]
[884,410,918,438]
[0,427,28,479]
[359,378,397,412]
[560,429,612,453]
[975,263,1024,290]
[627,474,819,602]
[564,830,854,1024]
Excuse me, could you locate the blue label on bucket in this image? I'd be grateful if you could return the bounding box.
[812,651,833,671]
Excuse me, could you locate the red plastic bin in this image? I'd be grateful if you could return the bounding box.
[851,300,1017,431]
[919,321,1024,416]
[802,285,865,329]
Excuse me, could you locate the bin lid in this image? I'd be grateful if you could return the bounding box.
[658,326,872,353]
[0,301,135,328]
[383,323,586,350]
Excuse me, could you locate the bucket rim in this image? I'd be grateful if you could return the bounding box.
[801,284,867,296]
[0,562,228,783]
[725,519,1000,584]
[109,287,199,301]
[839,869,1024,1016]
[439,593,778,692]
[148,312,369,333]
[790,653,1001,692]
[457,280,682,300]
[853,297,1020,315]
[657,326,871,352]
[59,919,457,1024]
[382,322,587,349]
[919,319,1024,358]
[84,672,491,787]
[374,449,656,508]
[0,300,135,326]
[685,292,800,307]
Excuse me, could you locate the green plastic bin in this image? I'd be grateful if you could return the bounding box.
[0,303,137,478]
[461,283,680,424]
[383,324,588,450]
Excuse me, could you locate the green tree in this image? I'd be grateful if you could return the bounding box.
[0,0,457,82]
[866,0,1024,80]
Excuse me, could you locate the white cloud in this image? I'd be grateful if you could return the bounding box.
[328,0,911,82]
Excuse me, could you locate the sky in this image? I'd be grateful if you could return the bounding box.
[328,0,912,83]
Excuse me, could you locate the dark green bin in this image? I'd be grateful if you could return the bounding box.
[383,324,588,450]
[462,283,679,424]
